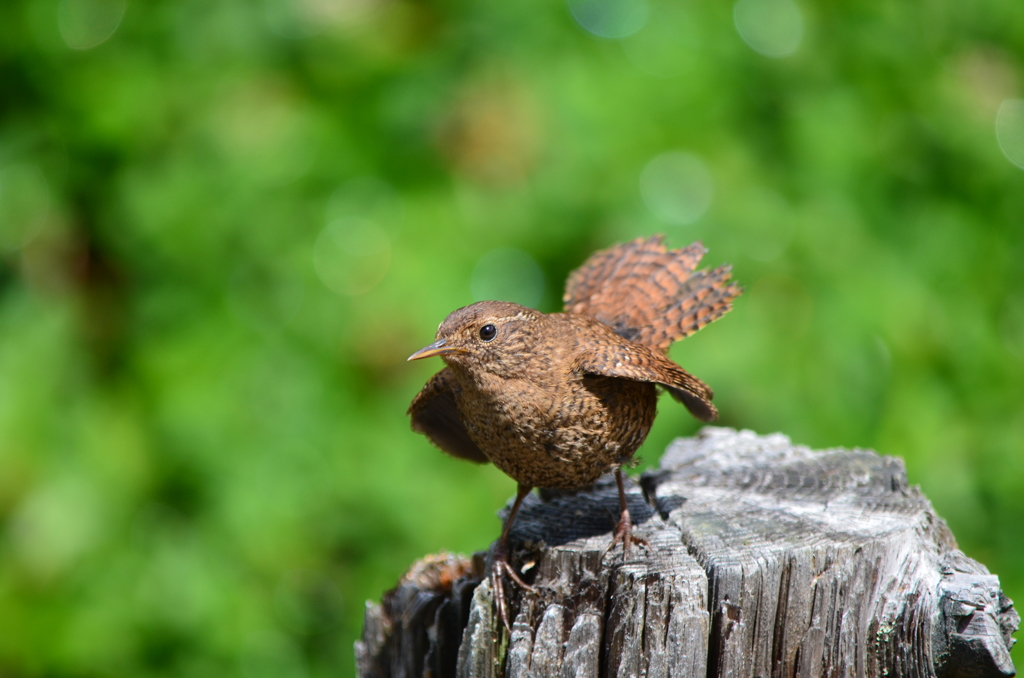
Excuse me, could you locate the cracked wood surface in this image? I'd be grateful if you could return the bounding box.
[356,427,1018,678]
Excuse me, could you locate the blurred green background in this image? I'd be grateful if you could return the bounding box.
[1,0,1023,674]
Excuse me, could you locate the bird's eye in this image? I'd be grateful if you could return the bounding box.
[479,324,497,341]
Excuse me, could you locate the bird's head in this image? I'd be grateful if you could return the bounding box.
[407,301,546,376]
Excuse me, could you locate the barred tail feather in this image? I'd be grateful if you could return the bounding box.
[563,235,741,352]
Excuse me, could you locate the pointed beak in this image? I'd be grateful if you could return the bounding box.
[407,339,463,361]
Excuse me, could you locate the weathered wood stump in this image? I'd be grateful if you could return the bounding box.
[356,428,1018,677]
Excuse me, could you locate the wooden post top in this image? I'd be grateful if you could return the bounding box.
[357,427,1018,678]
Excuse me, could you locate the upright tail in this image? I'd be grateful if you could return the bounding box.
[563,235,741,353]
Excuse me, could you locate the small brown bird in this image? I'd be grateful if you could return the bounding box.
[407,236,741,627]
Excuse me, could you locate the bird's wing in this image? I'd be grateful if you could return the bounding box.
[572,343,718,422]
[407,368,490,464]
[563,235,741,352]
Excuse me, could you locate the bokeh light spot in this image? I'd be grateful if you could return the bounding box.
[568,0,648,39]
[640,151,713,225]
[733,0,803,58]
[470,248,546,309]
[313,217,391,296]
[0,165,50,252]
[57,0,125,50]
[995,99,1024,170]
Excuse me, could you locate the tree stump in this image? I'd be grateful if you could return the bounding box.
[356,427,1018,678]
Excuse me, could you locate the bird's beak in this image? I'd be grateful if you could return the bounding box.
[407,339,464,361]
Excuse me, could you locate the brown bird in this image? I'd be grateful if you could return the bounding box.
[407,236,741,627]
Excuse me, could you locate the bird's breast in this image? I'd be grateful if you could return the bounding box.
[446,363,658,489]
[453,369,559,426]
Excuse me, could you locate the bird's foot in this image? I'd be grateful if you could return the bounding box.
[491,541,537,631]
[604,508,650,561]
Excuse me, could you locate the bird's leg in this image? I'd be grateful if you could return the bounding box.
[606,468,650,560]
[491,483,537,631]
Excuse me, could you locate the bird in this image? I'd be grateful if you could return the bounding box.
[406,235,741,628]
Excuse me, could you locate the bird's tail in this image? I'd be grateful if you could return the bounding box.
[562,235,741,352]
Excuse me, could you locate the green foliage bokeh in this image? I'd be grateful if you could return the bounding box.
[1,0,1022,675]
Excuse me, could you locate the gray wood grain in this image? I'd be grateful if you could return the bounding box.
[356,427,1018,678]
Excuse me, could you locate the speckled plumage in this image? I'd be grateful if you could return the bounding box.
[406,236,741,628]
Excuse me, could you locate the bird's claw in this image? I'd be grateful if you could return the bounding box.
[604,509,650,561]
[491,545,537,631]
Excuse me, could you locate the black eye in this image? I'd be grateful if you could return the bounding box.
[479,324,497,341]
